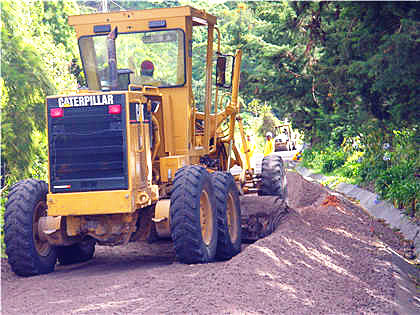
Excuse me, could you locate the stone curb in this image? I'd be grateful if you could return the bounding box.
[292,164,420,258]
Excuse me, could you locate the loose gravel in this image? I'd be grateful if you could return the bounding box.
[1,171,419,314]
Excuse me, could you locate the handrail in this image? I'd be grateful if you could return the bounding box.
[151,114,161,161]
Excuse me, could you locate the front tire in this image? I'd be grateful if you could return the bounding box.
[211,172,241,260]
[56,237,96,265]
[170,166,217,263]
[4,179,57,276]
[259,154,287,200]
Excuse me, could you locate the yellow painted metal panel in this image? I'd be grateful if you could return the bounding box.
[47,190,133,216]
[162,94,175,154]
[73,17,187,38]
[160,87,190,155]
[160,155,188,182]
[123,92,136,192]
[153,199,171,238]
[69,7,193,26]
[204,24,214,153]
[68,6,216,28]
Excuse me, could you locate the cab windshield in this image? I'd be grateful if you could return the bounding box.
[79,29,185,90]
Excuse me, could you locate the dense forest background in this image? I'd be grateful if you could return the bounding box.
[1,1,419,218]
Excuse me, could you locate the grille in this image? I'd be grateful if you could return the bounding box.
[48,100,128,193]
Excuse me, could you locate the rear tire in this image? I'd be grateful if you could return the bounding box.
[56,237,96,265]
[211,172,241,260]
[259,154,287,200]
[4,179,57,276]
[170,165,217,263]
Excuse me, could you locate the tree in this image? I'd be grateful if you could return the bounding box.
[1,0,79,186]
[236,1,419,147]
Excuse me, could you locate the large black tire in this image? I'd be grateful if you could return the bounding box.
[259,154,287,199]
[170,165,217,263]
[4,179,57,276]
[56,237,96,265]
[211,172,241,260]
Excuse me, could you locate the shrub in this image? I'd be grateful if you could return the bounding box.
[302,148,315,163]
[341,160,361,178]
[321,150,347,173]
[300,134,419,217]
[375,161,419,215]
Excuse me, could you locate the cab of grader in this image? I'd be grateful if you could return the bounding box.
[4,6,287,277]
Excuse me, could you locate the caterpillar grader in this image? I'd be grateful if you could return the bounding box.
[4,6,288,276]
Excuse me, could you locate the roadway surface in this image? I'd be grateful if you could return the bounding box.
[2,149,419,314]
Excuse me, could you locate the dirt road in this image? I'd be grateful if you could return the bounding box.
[2,171,419,314]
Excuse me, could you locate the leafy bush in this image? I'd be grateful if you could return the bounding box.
[374,161,419,214]
[302,145,347,173]
[357,156,388,183]
[341,160,361,178]
[301,131,419,218]
[302,148,315,163]
[321,149,347,173]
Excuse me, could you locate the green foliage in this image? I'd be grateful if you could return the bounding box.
[240,2,420,147]
[357,127,420,215]
[375,161,419,212]
[321,149,347,174]
[303,128,419,217]
[1,1,80,255]
[258,111,278,137]
[302,147,315,164]
[302,145,348,174]
[239,1,419,217]
[1,0,79,186]
[43,0,79,53]
[250,102,278,137]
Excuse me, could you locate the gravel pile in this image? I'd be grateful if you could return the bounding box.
[2,171,419,314]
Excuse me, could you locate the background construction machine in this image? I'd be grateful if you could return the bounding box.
[4,6,287,276]
[274,123,296,151]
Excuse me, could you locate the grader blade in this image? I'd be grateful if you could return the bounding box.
[240,194,289,242]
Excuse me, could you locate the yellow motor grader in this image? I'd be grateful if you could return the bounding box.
[4,6,287,276]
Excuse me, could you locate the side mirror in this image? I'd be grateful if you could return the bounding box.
[215,54,235,89]
[216,56,226,87]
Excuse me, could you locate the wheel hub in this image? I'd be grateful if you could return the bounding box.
[199,190,213,246]
[33,201,52,257]
[226,193,239,243]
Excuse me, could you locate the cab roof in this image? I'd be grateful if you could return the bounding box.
[68,6,217,27]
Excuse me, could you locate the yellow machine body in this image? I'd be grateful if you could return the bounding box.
[44,6,246,244]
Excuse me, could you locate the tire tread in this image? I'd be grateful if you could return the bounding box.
[211,172,242,260]
[4,179,57,276]
[170,166,217,263]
